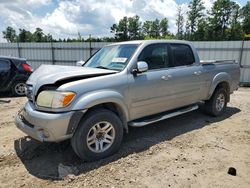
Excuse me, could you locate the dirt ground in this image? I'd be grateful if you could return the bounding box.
[0,88,249,188]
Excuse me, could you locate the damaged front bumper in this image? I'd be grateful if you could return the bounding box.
[15,101,85,142]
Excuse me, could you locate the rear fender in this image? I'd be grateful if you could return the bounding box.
[208,72,231,99]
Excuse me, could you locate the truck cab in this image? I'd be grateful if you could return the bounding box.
[15,40,240,161]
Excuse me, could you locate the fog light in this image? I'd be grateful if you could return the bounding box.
[37,128,50,138]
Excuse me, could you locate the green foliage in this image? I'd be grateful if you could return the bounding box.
[194,19,209,41]
[242,2,250,34]
[110,16,129,41]
[187,0,205,39]
[184,0,246,41]
[110,15,143,41]
[2,1,249,43]
[144,34,175,40]
[160,18,169,37]
[208,0,240,40]
[228,4,244,40]
[142,21,153,37]
[128,15,143,40]
[18,29,32,42]
[176,6,184,39]
[2,27,54,42]
[2,26,17,42]
[151,19,161,38]
[111,16,171,40]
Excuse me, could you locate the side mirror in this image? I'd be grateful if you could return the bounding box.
[135,61,148,74]
[76,60,85,66]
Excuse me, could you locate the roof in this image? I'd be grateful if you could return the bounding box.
[0,55,26,61]
[107,39,191,46]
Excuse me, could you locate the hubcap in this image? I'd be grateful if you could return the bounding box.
[14,83,26,95]
[215,93,225,112]
[86,121,115,153]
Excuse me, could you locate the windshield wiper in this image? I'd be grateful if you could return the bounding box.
[95,66,109,70]
[94,65,120,71]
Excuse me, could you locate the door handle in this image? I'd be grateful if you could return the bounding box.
[161,75,172,80]
[194,71,202,75]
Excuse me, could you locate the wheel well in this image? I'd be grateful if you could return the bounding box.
[86,103,128,132]
[215,81,230,102]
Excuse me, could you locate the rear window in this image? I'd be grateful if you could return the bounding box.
[170,44,195,67]
[12,59,26,69]
[0,60,10,71]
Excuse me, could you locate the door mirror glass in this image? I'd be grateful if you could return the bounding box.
[76,60,85,66]
[137,61,148,73]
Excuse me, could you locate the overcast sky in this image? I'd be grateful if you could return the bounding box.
[0,0,247,42]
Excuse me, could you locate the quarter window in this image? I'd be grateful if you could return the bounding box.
[138,44,169,70]
[169,44,195,67]
[0,60,10,71]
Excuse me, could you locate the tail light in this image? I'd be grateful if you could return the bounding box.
[22,63,33,73]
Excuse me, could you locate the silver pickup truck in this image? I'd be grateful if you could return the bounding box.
[15,40,240,161]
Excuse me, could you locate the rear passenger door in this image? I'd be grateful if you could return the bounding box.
[0,59,11,90]
[165,43,204,108]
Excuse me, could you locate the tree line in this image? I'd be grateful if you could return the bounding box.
[2,0,250,43]
[182,0,250,41]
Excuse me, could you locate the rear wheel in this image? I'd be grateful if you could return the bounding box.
[204,87,228,116]
[71,109,123,161]
[12,81,26,96]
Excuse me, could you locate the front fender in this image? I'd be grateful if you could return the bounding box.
[72,90,129,121]
[208,72,232,98]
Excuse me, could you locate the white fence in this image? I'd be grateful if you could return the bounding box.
[0,41,249,84]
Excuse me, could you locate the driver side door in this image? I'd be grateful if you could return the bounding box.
[128,43,176,120]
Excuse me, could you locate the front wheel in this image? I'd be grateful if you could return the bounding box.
[204,87,228,116]
[71,109,123,161]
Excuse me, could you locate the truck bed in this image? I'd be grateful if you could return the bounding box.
[200,60,236,65]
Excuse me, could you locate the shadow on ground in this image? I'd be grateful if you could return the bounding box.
[14,106,240,180]
[0,92,12,98]
[0,92,23,101]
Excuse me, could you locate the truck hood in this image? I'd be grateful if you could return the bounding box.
[27,65,117,94]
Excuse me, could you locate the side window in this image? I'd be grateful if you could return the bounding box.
[169,44,195,67]
[138,44,169,70]
[0,60,10,71]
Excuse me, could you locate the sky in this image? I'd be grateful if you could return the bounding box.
[0,0,248,42]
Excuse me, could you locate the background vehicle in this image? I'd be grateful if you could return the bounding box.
[0,56,32,96]
[15,40,240,161]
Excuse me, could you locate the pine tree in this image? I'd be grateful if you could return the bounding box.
[160,18,169,37]
[242,1,250,35]
[187,0,205,40]
[176,6,184,39]
[208,0,237,40]
[2,26,17,42]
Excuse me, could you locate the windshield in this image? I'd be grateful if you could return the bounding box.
[84,44,139,71]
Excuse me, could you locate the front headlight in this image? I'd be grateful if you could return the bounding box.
[36,91,76,108]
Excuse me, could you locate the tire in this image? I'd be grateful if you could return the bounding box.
[12,81,26,96]
[204,87,228,116]
[71,108,123,161]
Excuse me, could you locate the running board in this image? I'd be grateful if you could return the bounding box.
[129,104,198,127]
